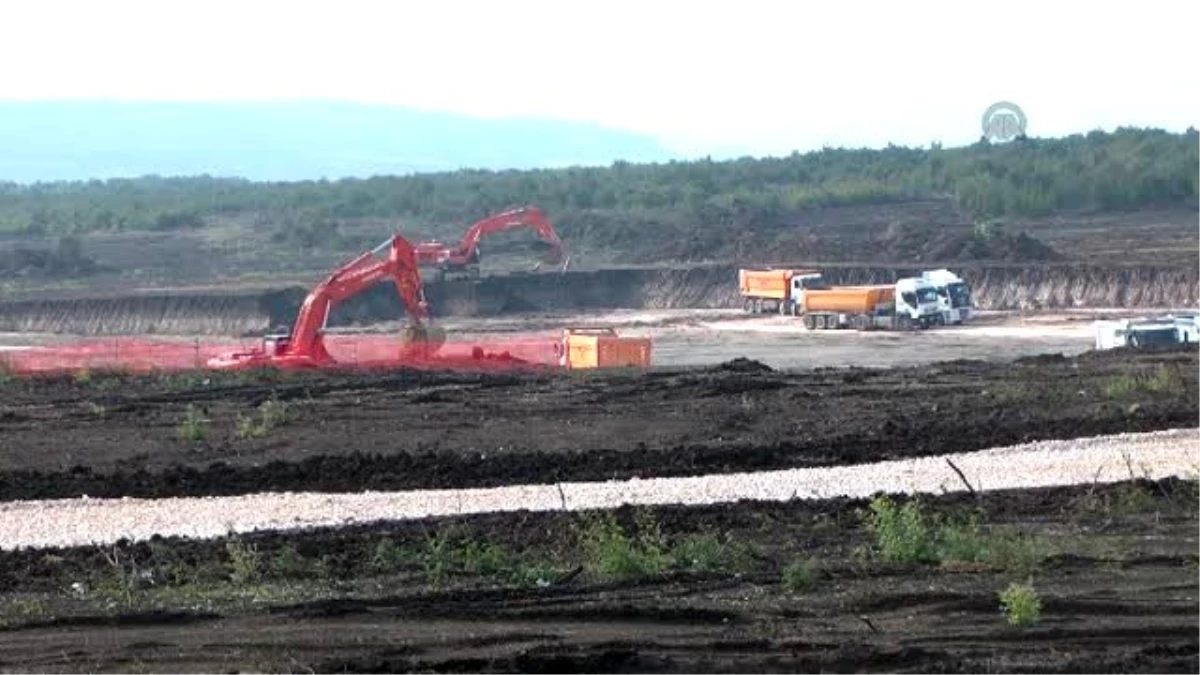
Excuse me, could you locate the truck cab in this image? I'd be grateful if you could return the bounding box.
[895,278,943,328]
[921,269,973,325]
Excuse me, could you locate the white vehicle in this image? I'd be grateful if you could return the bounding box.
[921,269,973,325]
[894,277,946,329]
[738,269,942,330]
[1093,315,1200,350]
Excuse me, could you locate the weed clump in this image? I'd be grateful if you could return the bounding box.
[237,395,291,439]
[178,404,209,442]
[780,558,819,592]
[578,510,670,582]
[999,580,1043,626]
[862,495,1050,573]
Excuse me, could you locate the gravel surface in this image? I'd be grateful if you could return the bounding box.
[2,428,1197,551]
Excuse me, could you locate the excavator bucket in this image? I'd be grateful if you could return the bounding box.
[399,323,447,360]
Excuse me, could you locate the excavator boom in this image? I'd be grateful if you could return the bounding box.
[415,205,566,274]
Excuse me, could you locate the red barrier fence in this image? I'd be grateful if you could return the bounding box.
[0,334,561,377]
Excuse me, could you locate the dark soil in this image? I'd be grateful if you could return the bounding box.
[0,479,1195,673]
[0,347,1196,501]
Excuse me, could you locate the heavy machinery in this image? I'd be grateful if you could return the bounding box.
[207,235,444,370]
[921,269,973,325]
[553,327,652,370]
[1094,314,1200,350]
[738,269,943,330]
[415,205,567,278]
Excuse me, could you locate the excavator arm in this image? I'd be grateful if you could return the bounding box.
[416,205,567,274]
[207,235,441,370]
[456,206,564,265]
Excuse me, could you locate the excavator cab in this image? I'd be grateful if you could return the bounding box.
[261,328,292,356]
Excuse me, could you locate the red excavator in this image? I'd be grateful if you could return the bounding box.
[414,205,568,278]
[207,234,445,371]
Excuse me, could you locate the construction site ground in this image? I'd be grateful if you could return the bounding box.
[0,328,1198,673]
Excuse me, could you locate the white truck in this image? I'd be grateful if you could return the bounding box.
[1094,314,1200,350]
[738,269,944,329]
[921,269,973,325]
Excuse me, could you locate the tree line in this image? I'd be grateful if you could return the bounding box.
[0,126,1195,245]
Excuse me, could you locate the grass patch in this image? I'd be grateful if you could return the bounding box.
[998,580,1043,627]
[780,558,819,593]
[177,404,209,442]
[672,532,755,573]
[225,540,262,585]
[237,395,291,439]
[1103,366,1184,398]
[417,528,558,588]
[1074,482,1159,520]
[578,510,670,582]
[862,495,1051,573]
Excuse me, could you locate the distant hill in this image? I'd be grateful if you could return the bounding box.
[0,100,680,182]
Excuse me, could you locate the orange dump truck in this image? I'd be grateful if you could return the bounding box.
[556,328,652,369]
[739,269,942,330]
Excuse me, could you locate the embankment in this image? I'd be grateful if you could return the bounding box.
[0,263,1195,335]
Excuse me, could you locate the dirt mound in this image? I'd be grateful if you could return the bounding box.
[929,230,1065,263]
[715,357,773,373]
[878,220,1065,263]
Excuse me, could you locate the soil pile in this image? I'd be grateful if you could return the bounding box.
[879,220,1065,263]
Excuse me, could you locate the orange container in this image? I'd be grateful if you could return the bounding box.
[563,329,652,369]
[738,269,820,299]
[801,287,894,314]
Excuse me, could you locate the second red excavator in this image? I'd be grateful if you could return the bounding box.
[207,234,445,370]
[415,205,567,277]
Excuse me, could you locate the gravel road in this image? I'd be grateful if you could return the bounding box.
[2,428,1196,551]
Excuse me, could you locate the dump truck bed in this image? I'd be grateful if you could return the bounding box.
[802,286,894,314]
[738,269,819,300]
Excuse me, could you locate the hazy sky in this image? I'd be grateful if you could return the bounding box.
[3,0,1196,157]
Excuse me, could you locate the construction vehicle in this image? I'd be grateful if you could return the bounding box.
[738,269,943,330]
[1094,314,1200,350]
[207,235,444,370]
[553,327,652,370]
[415,205,567,278]
[921,268,973,325]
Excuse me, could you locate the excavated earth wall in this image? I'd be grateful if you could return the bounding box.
[0,263,1195,335]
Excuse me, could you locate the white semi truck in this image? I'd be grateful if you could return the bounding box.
[738,269,943,329]
[921,269,973,325]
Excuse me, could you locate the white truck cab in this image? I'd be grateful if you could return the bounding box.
[895,277,944,328]
[921,269,973,325]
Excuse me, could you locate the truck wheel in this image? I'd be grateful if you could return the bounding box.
[898,316,912,331]
[804,315,816,330]
[744,298,754,313]
[852,315,867,331]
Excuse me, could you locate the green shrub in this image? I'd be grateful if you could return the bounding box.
[579,511,670,582]
[672,532,754,573]
[999,580,1042,627]
[178,404,209,442]
[225,540,262,584]
[780,558,818,593]
[864,495,935,564]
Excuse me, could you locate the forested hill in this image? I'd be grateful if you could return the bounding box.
[0,101,678,182]
[0,127,1195,264]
